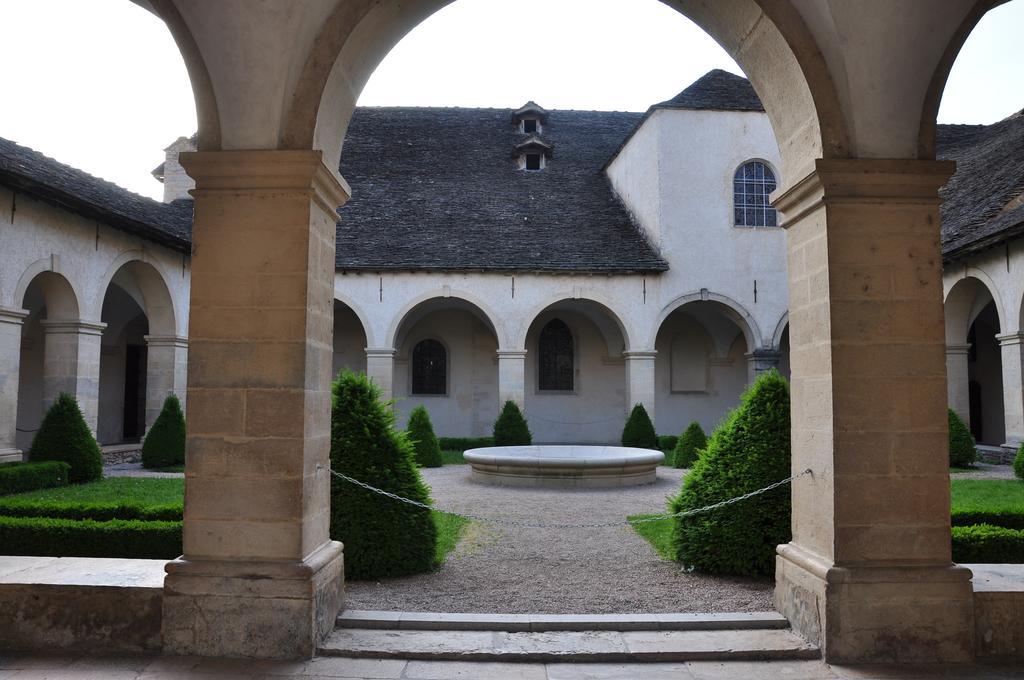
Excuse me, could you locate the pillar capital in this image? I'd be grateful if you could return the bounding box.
[946,343,972,355]
[775,158,956,226]
[365,347,397,358]
[40,319,106,336]
[622,350,657,360]
[0,307,29,326]
[180,149,350,214]
[496,349,528,359]
[143,334,189,349]
[995,332,1024,347]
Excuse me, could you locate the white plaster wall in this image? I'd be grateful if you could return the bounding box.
[332,302,368,378]
[605,114,662,248]
[942,243,1024,339]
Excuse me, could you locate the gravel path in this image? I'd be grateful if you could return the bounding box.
[344,466,775,614]
[950,462,1016,480]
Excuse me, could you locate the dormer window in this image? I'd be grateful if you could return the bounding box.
[513,137,553,171]
[521,117,540,134]
[512,101,548,132]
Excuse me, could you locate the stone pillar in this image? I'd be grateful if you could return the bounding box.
[746,349,782,383]
[143,335,189,431]
[946,343,971,425]
[40,319,106,434]
[365,348,396,401]
[773,160,974,663]
[623,350,657,423]
[995,332,1024,450]
[496,349,527,408]
[0,308,28,462]
[161,150,347,659]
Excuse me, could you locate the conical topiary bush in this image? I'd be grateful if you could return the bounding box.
[669,369,790,576]
[672,421,707,469]
[141,394,186,469]
[493,400,532,446]
[330,370,437,579]
[407,405,443,467]
[29,392,103,484]
[621,403,658,449]
[948,408,977,469]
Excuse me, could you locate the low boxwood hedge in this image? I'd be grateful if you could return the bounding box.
[0,499,181,522]
[952,509,1024,531]
[657,435,678,452]
[0,516,182,559]
[951,524,1024,563]
[0,461,70,496]
[438,436,494,451]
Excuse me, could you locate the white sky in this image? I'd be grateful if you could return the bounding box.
[0,0,1020,200]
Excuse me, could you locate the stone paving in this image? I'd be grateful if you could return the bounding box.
[0,653,1022,679]
[949,461,1016,480]
[103,462,184,478]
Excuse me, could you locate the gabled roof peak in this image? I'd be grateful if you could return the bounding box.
[511,101,548,123]
[656,70,764,113]
[513,136,554,158]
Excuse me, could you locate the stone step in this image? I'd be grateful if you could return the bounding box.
[319,627,819,663]
[336,609,790,632]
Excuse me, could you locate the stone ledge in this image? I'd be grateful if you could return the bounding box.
[0,556,165,653]
[969,563,1024,661]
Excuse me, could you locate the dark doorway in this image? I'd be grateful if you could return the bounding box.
[123,344,147,441]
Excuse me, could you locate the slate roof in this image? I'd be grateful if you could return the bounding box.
[0,137,192,253]
[336,106,668,273]
[937,111,1024,261]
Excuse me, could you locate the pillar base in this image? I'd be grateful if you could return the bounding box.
[776,543,975,663]
[0,448,24,463]
[162,540,344,659]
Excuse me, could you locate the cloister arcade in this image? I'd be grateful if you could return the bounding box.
[0,0,1018,667]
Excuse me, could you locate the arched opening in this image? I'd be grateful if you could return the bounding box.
[523,299,627,443]
[945,276,1005,446]
[96,261,178,445]
[332,299,368,377]
[15,271,81,450]
[654,300,753,436]
[391,297,499,438]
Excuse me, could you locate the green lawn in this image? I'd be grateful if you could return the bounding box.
[627,514,675,560]
[1,477,184,506]
[432,511,469,565]
[951,479,1024,512]
[441,450,466,465]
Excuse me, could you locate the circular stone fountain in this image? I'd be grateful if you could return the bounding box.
[463,445,664,488]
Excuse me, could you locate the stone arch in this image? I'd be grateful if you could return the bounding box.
[14,259,81,319]
[304,0,847,180]
[656,291,761,352]
[518,296,631,355]
[332,291,374,347]
[386,290,505,350]
[917,0,1008,158]
[944,273,1004,344]
[771,311,790,351]
[94,255,178,337]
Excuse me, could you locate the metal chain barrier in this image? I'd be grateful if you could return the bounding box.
[324,466,812,530]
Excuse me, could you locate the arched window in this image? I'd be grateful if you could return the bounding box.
[412,339,446,395]
[538,319,574,391]
[733,161,778,227]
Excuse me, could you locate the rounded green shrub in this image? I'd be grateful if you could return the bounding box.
[29,393,103,484]
[407,406,443,467]
[669,370,791,576]
[141,394,186,469]
[622,404,657,449]
[948,408,977,469]
[493,401,532,446]
[329,370,436,579]
[672,421,707,469]
[1014,447,1024,481]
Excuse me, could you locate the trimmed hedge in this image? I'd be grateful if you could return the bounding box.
[29,393,103,484]
[673,421,707,469]
[329,370,437,580]
[657,435,678,452]
[622,404,658,449]
[407,406,443,467]
[0,461,70,496]
[1015,447,1024,480]
[493,401,532,446]
[438,436,494,451]
[669,370,791,576]
[142,394,186,469]
[948,408,977,468]
[0,499,181,522]
[951,524,1024,563]
[0,516,182,559]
